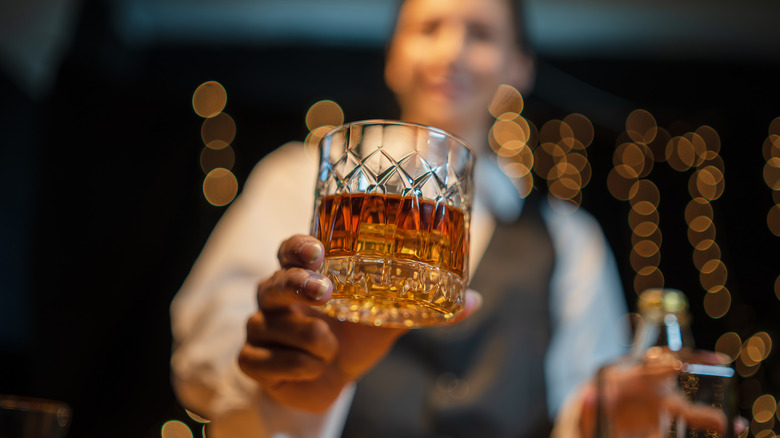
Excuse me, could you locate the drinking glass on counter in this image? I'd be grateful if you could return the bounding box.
[0,395,71,438]
[311,120,475,328]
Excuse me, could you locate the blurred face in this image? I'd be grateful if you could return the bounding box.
[385,0,533,137]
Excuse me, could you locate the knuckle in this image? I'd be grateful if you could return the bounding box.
[277,237,294,261]
[283,267,307,291]
[286,353,323,378]
[297,318,328,344]
[245,313,267,341]
[237,345,260,375]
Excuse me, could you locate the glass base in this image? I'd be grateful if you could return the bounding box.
[317,256,466,328]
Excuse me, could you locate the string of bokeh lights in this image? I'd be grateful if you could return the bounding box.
[173,82,779,437]
[192,81,239,207]
[763,117,780,303]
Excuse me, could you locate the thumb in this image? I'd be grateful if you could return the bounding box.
[449,289,483,324]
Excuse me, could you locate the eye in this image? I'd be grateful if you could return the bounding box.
[418,20,439,36]
[468,22,501,43]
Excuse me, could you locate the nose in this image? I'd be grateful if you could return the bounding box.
[432,23,467,67]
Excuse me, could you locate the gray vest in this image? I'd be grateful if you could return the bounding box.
[343,196,556,438]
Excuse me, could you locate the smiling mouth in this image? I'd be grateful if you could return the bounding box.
[427,81,465,100]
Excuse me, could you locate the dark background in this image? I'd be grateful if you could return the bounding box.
[1,0,779,436]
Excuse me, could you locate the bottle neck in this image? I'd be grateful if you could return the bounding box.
[630,312,694,359]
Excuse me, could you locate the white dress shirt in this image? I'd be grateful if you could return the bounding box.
[170,140,629,437]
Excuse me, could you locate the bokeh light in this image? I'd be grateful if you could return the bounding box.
[775,275,780,301]
[687,220,717,247]
[305,100,344,131]
[491,110,539,199]
[185,409,210,424]
[489,84,524,118]
[768,205,780,237]
[201,113,236,148]
[765,157,780,190]
[685,197,714,224]
[634,266,664,294]
[629,179,660,206]
[684,131,708,167]
[200,145,235,174]
[493,118,530,147]
[563,113,594,147]
[631,200,657,216]
[193,82,239,207]
[703,286,731,319]
[192,81,227,118]
[539,119,565,145]
[608,166,638,200]
[749,332,773,362]
[666,136,695,172]
[632,240,660,258]
[633,221,658,238]
[696,125,721,156]
[161,420,193,438]
[203,168,238,207]
[533,114,594,205]
[631,222,662,247]
[763,135,780,161]
[626,109,658,145]
[548,163,582,201]
[692,239,720,271]
[534,142,564,182]
[737,355,760,378]
[769,116,780,136]
[630,247,661,273]
[615,142,653,178]
[741,352,759,371]
[754,395,778,423]
[694,165,725,200]
[715,332,742,363]
[502,161,532,179]
[700,259,727,291]
[689,215,713,233]
[305,125,334,154]
[629,208,660,234]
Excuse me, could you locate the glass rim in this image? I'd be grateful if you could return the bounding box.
[320,119,475,157]
[0,394,71,414]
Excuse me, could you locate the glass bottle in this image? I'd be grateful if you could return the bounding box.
[595,288,737,438]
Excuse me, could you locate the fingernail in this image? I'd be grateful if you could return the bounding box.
[306,276,330,300]
[300,241,323,264]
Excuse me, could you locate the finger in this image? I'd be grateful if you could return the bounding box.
[735,416,748,435]
[277,235,325,270]
[447,289,483,324]
[238,343,328,384]
[689,350,732,365]
[246,312,338,363]
[258,268,333,309]
[665,393,727,434]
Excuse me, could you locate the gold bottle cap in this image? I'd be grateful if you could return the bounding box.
[638,288,689,315]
